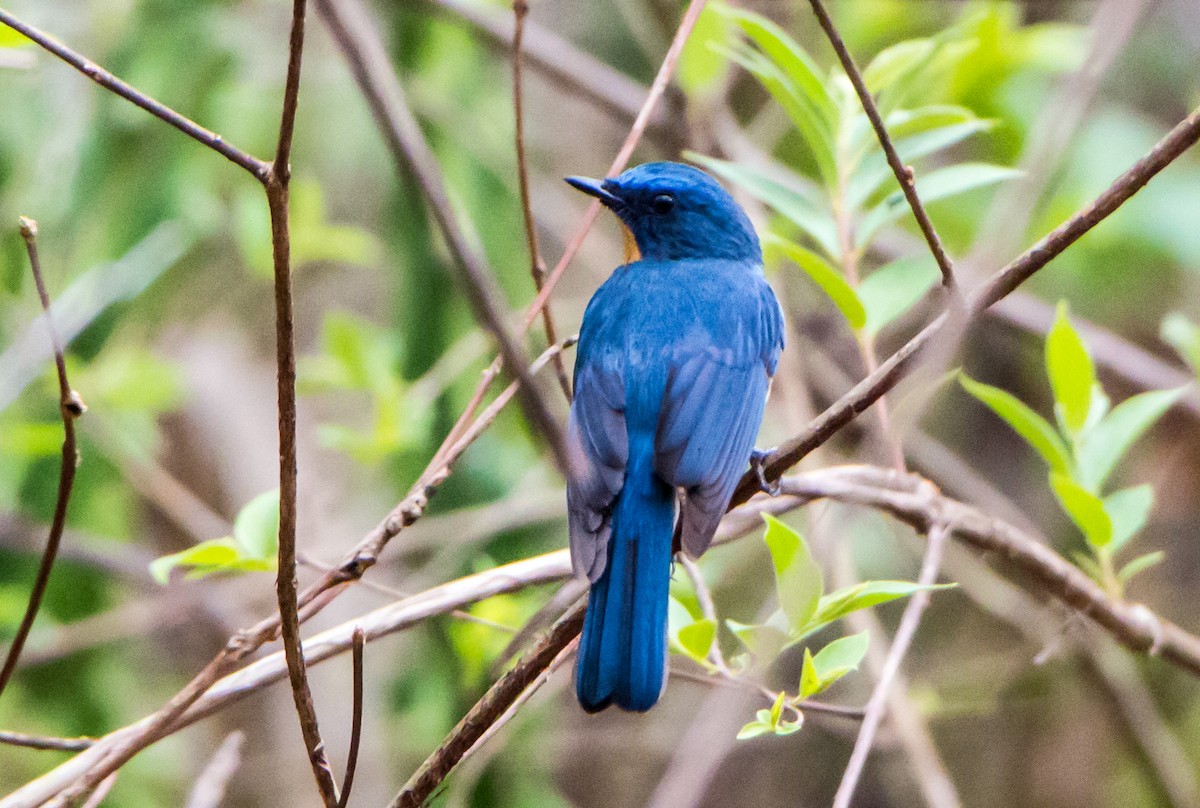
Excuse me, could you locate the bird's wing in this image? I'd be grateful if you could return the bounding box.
[658,278,783,557]
[566,282,630,582]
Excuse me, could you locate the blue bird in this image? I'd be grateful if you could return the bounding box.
[564,162,784,712]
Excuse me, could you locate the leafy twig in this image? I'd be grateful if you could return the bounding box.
[512,0,572,400]
[805,0,960,296]
[0,218,85,703]
[0,11,268,180]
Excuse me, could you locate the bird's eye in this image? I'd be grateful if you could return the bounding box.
[651,193,676,214]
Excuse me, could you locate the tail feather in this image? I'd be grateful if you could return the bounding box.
[576,449,674,712]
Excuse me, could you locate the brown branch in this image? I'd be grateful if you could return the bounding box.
[387,600,587,808]
[832,522,952,808]
[805,0,959,295]
[0,730,94,753]
[0,11,269,181]
[76,774,115,808]
[265,2,339,804]
[337,628,366,808]
[0,218,85,702]
[512,0,571,401]
[315,0,569,474]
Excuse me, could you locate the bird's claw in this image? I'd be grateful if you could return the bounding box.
[750,449,781,497]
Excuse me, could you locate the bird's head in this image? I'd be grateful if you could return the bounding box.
[566,162,761,263]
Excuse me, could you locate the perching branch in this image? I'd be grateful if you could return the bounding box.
[264,0,340,804]
[512,0,572,401]
[0,730,94,753]
[0,218,85,703]
[805,0,959,295]
[0,11,269,181]
[315,0,570,474]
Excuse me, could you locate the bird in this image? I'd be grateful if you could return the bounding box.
[564,161,784,712]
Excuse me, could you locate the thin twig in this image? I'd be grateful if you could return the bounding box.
[512,0,571,400]
[76,774,116,808]
[315,0,569,473]
[832,523,953,808]
[0,11,268,181]
[0,730,94,753]
[265,2,339,804]
[184,731,244,808]
[337,628,366,808]
[388,600,587,808]
[0,218,85,702]
[805,0,959,296]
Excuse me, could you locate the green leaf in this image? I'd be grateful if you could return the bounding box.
[1118,551,1165,583]
[1161,313,1200,373]
[715,42,838,185]
[798,648,821,699]
[1045,301,1096,436]
[800,631,869,698]
[857,163,1020,246]
[678,619,718,663]
[150,538,241,585]
[765,235,865,329]
[736,721,773,740]
[959,374,1072,474]
[1050,473,1112,548]
[689,154,840,258]
[1075,388,1184,490]
[808,581,951,632]
[863,38,936,95]
[233,489,281,560]
[858,257,940,336]
[761,515,823,633]
[1104,485,1154,553]
[847,117,993,207]
[719,5,836,123]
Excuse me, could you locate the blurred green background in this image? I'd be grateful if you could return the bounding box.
[3,0,1200,806]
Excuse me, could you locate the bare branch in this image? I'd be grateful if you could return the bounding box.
[0,218,84,702]
[315,0,569,473]
[805,0,959,295]
[337,629,366,808]
[0,11,269,180]
[264,2,340,803]
[833,523,953,808]
[0,730,94,753]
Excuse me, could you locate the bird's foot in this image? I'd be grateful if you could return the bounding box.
[750,449,781,497]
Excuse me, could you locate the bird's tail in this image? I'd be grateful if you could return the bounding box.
[576,443,675,712]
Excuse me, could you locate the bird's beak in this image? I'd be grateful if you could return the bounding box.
[565,176,622,208]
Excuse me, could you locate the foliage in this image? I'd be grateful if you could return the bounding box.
[669,515,949,740]
[960,302,1184,596]
[149,489,279,582]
